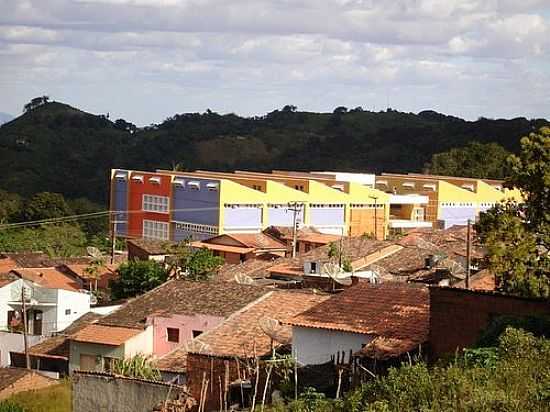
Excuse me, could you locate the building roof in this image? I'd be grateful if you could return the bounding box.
[98,280,268,329]
[453,269,496,291]
[213,233,287,250]
[187,290,329,358]
[155,346,188,373]
[1,253,91,268]
[287,282,429,346]
[70,324,142,346]
[265,226,341,244]
[0,256,18,274]
[23,313,103,359]
[11,268,82,292]
[216,259,283,282]
[0,273,18,288]
[0,367,55,391]
[191,242,255,255]
[358,336,423,360]
[127,239,175,255]
[58,263,118,281]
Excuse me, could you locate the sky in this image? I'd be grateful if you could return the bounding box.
[1,0,549,125]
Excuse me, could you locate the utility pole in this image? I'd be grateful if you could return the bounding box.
[369,196,379,240]
[110,213,117,264]
[21,285,30,369]
[288,202,303,258]
[466,219,471,289]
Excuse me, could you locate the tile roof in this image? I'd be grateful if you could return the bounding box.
[59,264,118,281]
[0,256,18,274]
[0,368,55,391]
[453,269,496,291]
[266,226,341,245]
[11,268,82,292]
[358,336,422,360]
[191,242,255,255]
[187,290,329,358]
[155,346,188,373]
[218,233,287,250]
[0,273,18,288]
[287,282,429,346]
[216,259,283,282]
[24,313,103,359]
[70,324,142,346]
[127,239,175,255]
[1,253,92,268]
[98,280,269,329]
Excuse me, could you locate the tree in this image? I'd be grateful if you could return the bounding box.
[0,190,23,223]
[23,96,49,113]
[112,354,161,381]
[426,142,512,179]
[168,242,224,281]
[110,260,168,299]
[84,256,105,293]
[476,127,550,298]
[24,192,72,221]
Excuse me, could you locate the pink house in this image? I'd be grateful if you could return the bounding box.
[150,313,224,356]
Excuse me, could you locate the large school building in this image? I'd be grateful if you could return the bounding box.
[109,169,521,242]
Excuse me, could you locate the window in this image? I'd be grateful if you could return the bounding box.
[103,356,115,372]
[65,309,71,315]
[310,262,317,273]
[192,330,202,338]
[167,327,180,343]
[142,194,169,213]
[143,220,169,240]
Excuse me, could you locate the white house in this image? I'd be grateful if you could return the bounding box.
[286,282,430,366]
[0,271,91,366]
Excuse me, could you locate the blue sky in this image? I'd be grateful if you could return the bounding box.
[1,0,549,125]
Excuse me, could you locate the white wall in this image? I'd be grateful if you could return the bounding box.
[0,282,13,331]
[124,326,154,358]
[0,331,44,366]
[56,289,91,332]
[292,326,371,365]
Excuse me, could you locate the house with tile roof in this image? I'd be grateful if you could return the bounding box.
[10,312,102,376]
[164,290,328,411]
[68,280,268,373]
[57,263,119,292]
[287,282,429,366]
[191,232,287,264]
[264,225,342,255]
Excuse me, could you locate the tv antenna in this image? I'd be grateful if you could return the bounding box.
[234,273,255,285]
[259,317,290,345]
[321,262,352,286]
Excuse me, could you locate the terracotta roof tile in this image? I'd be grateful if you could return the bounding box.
[0,273,18,288]
[221,233,287,250]
[11,268,82,292]
[70,324,142,346]
[98,280,268,329]
[216,259,281,282]
[188,290,329,358]
[0,256,18,274]
[127,239,175,255]
[155,347,188,373]
[191,242,255,255]
[24,313,103,359]
[0,368,55,390]
[287,282,429,346]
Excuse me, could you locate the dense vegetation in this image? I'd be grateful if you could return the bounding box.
[1,101,547,204]
[0,381,71,412]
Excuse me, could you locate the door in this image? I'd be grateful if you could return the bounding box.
[80,354,97,371]
[33,310,43,335]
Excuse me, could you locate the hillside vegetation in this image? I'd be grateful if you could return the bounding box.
[1,101,547,204]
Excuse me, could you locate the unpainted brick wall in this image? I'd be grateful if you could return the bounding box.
[429,287,550,359]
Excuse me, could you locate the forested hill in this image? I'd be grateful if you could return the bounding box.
[0,101,547,205]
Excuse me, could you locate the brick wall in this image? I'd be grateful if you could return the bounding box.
[0,371,56,400]
[429,287,550,359]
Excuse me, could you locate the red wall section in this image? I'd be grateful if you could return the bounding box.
[127,172,172,238]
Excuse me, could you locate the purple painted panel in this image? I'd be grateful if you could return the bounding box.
[268,206,304,227]
[112,171,128,236]
[440,207,476,229]
[224,207,262,229]
[172,177,219,226]
[309,207,345,226]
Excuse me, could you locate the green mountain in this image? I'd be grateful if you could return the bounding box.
[0,101,547,205]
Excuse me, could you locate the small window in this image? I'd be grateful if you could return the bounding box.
[192,330,202,338]
[310,262,317,273]
[103,356,115,372]
[65,309,71,315]
[167,327,180,343]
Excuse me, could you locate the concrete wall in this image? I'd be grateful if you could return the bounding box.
[223,206,262,231]
[0,332,44,367]
[151,314,224,356]
[292,326,371,365]
[72,372,186,412]
[309,205,345,227]
[0,282,12,331]
[439,205,477,228]
[69,341,124,372]
[124,327,153,358]
[56,290,91,332]
[429,287,550,359]
[268,205,303,227]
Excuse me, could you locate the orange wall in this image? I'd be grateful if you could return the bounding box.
[127,172,172,238]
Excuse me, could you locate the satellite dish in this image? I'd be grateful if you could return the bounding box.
[86,247,103,259]
[234,273,255,285]
[259,317,290,345]
[185,340,212,354]
[321,263,353,286]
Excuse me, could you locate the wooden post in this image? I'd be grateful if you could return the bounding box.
[21,285,30,369]
[466,219,471,289]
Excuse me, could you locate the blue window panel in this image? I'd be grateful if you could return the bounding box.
[268,207,304,227]
[440,207,476,229]
[224,207,262,230]
[172,178,220,226]
[309,207,345,226]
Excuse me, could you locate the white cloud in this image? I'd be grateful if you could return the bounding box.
[0,0,548,123]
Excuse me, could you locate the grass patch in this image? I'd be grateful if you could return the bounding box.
[4,380,71,412]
